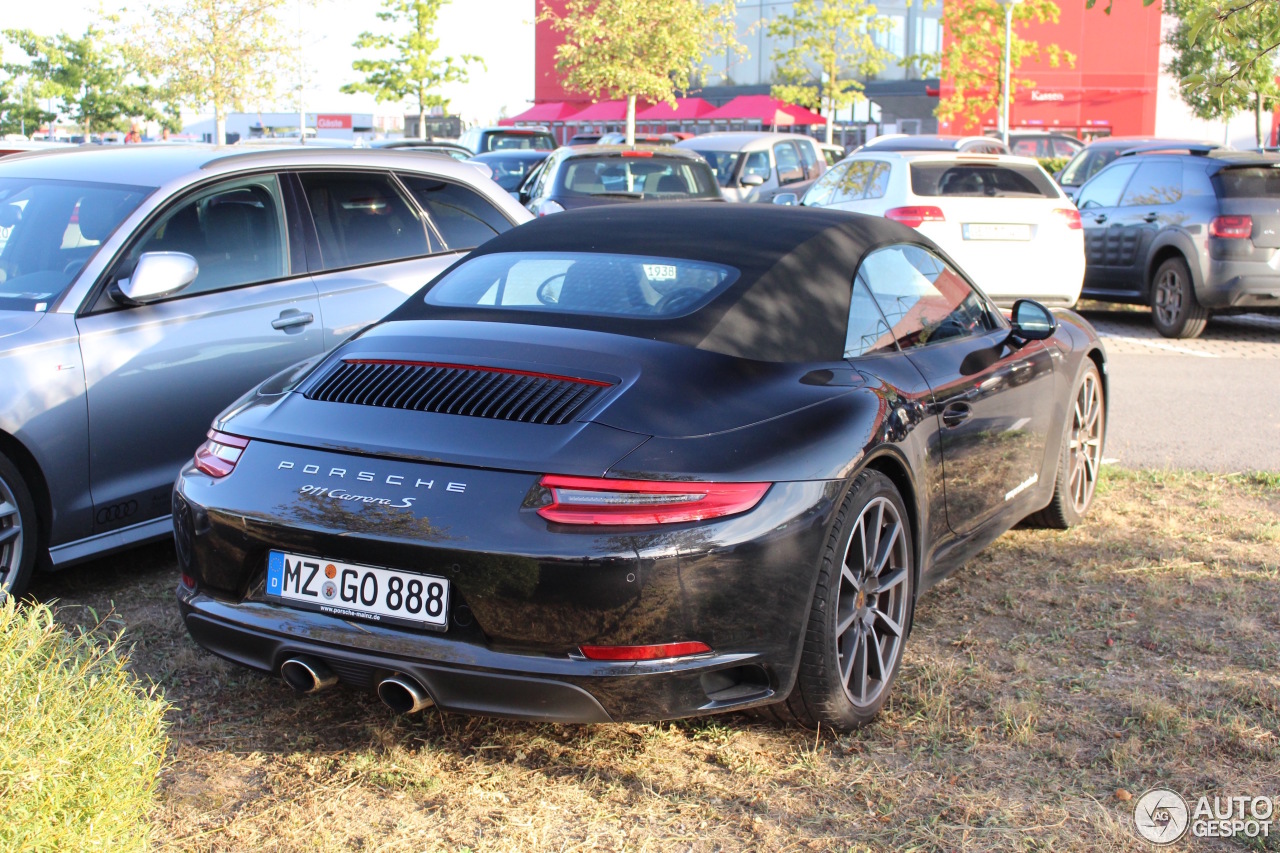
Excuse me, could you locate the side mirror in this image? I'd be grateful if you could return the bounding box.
[1009,299,1057,342]
[114,251,199,305]
[740,173,766,187]
[772,192,799,206]
[0,203,20,229]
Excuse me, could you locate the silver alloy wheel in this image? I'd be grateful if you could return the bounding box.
[1153,267,1182,327]
[836,496,910,709]
[0,475,23,591]
[1069,369,1104,513]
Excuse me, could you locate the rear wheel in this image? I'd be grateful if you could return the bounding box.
[774,471,914,731]
[1150,256,1208,339]
[1025,361,1105,530]
[0,452,37,598]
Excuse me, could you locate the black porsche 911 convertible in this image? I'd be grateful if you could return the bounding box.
[174,204,1107,730]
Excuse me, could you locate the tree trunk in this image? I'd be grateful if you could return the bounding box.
[824,95,834,145]
[625,94,636,146]
[1256,90,1263,147]
[419,103,428,140]
[215,103,226,146]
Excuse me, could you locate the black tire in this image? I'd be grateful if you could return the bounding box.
[0,451,37,598]
[1150,256,1209,339]
[774,470,914,731]
[1025,361,1105,530]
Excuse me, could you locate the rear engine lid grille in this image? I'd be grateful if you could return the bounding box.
[304,359,612,426]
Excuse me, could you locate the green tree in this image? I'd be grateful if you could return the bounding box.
[542,0,740,146]
[1093,0,1278,117]
[341,0,481,140]
[929,0,1074,135]
[0,77,55,137]
[121,0,295,145]
[768,0,892,145]
[2,25,154,137]
[1163,0,1279,143]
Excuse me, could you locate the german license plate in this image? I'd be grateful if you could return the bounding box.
[266,550,449,631]
[963,223,1032,241]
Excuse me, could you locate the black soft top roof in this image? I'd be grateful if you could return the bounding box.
[391,203,920,363]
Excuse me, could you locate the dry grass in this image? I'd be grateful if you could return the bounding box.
[32,468,1280,852]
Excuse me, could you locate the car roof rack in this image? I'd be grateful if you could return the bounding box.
[1117,142,1221,157]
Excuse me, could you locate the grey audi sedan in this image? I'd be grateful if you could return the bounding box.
[0,145,530,595]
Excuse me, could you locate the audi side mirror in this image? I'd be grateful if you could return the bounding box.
[1009,299,1057,343]
[114,251,199,305]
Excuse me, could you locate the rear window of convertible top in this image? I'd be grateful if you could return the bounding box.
[424,252,740,318]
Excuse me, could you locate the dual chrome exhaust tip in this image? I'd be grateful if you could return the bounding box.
[280,657,434,714]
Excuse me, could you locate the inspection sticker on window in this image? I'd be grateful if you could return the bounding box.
[642,263,678,281]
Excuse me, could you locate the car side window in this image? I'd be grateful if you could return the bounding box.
[774,143,804,185]
[857,244,996,350]
[797,140,820,179]
[1051,138,1079,157]
[124,175,288,297]
[1119,160,1183,206]
[845,274,897,358]
[297,171,432,270]
[863,163,891,200]
[1075,161,1137,209]
[742,151,771,182]
[397,174,509,251]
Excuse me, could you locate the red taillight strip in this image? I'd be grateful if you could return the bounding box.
[884,206,946,228]
[537,475,770,525]
[1210,215,1252,239]
[1052,208,1083,230]
[579,641,712,661]
[194,430,249,479]
[342,360,613,388]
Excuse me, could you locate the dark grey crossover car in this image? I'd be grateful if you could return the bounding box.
[1076,147,1280,337]
[0,145,529,595]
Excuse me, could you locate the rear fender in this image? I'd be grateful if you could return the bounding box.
[1145,231,1203,301]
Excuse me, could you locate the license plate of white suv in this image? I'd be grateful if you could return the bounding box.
[963,223,1032,241]
[266,550,449,630]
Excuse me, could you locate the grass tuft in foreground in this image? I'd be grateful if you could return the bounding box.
[0,598,169,853]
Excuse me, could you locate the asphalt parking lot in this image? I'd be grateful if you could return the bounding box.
[1079,307,1280,472]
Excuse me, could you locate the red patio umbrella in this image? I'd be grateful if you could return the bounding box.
[635,97,716,121]
[499,102,586,126]
[565,100,632,123]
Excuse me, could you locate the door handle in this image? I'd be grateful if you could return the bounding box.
[941,402,972,428]
[272,310,314,330]
[1092,214,1108,224]
[1142,212,1159,223]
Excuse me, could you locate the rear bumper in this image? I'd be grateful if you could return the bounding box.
[173,452,842,722]
[1201,262,1280,309]
[179,588,779,723]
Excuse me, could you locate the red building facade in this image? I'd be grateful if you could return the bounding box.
[533,0,1165,140]
[938,0,1164,138]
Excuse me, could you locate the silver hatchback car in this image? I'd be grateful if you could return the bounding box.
[0,145,530,595]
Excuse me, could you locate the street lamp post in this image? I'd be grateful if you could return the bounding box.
[998,0,1021,148]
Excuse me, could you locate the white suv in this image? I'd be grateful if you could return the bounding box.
[675,132,825,203]
[791,151,1085,306]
